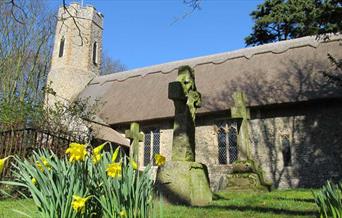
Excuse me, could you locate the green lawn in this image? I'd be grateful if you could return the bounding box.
[0,189,318,218]
[159,189,318,218]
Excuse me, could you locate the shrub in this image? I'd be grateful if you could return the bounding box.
[313,181,342,218]
[1,143,155,218]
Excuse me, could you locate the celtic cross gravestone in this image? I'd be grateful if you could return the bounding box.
[156,66,212,206]
[125,122,144,163]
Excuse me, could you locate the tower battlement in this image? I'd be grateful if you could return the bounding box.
[58,2,104,28]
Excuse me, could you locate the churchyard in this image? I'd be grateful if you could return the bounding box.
[1,0,341,218]
[0,65,337,217]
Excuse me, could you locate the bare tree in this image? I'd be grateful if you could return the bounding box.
[0,0,55,129]
[100,52,126,75]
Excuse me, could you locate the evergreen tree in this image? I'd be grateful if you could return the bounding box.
[245,0,341,46]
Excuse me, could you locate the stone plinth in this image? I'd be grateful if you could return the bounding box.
[156,161,212,206]
[226,173,269,191]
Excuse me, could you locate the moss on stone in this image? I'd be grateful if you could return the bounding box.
[156,161,212,206]
[232,160,273,191]
[226,173,269,192]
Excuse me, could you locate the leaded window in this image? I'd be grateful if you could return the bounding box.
[143,129,160,166]
[217,122,238,164]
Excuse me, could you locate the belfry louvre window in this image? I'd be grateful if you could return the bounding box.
[143,129,160,166]
[217,122,238,164]
[59,37,65,57]
[93,42,98,65]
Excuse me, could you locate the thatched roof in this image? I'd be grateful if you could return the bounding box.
[79,34,342,125]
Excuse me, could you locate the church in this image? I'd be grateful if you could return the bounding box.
[47,3,342,190]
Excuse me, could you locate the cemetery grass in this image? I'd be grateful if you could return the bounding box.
[0,189,318,218]
[159,189,318,218]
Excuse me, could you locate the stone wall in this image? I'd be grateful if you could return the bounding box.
[127,120,235,191]
[115,100,342,190]
[195,124,234,191]
[249,102,342,188]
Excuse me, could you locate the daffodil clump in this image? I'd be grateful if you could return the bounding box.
[2,142,157,218]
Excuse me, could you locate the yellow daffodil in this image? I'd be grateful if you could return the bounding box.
[35,157,51,172]
[128,157,138,170]
[71,195,91,214]
[92,142,107,164]
[31,178,37,185]
[111,146,120,162]
[65,143,87,162]
[106,162,122,178]
[131,159,138,170]
[0,156,11,174]
[119,209,127,217]
[154,154,166,166]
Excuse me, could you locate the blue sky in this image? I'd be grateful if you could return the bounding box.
[49,0,263,70]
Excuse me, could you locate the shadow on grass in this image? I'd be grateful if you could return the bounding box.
[197,205,318,217]
[273,197,315,203]
[212,193,230,201]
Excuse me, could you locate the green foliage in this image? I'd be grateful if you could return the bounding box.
[1,145,154,218]
[245,0,342,46]
[313,181,342,218]
[0,97,44,130]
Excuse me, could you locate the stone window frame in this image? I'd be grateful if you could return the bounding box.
[216,120,238,165]
[143,128,160,166]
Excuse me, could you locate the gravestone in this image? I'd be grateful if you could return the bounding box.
[156,66,212,206]
[125,122,144,164]
[227,92,272,191]
[230,91,251,160]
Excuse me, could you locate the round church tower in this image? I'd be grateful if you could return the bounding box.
[46,2,103,105]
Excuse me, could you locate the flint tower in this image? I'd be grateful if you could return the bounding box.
[46,3,103,105]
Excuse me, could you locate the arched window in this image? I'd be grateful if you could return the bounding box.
[282,137,291,167]
[58,37,65,57]
[93,42,98,65]
[217,122,238,164]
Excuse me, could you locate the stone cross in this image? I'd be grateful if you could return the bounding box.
[230,91,251,160]
[125,122,144,163]
[168,66,201,162]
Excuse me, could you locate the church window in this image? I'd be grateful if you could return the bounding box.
[93,42,98,65]
[59,37,65,57]
[282,136,291,167]
[143,128,160,166]
[217,122,238,164]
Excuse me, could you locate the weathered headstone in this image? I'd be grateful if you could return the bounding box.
[228,91,273,191]
[168,66,201,161]
[125,122,144,163]
[231,91,251,160]
[156,66,212,206]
